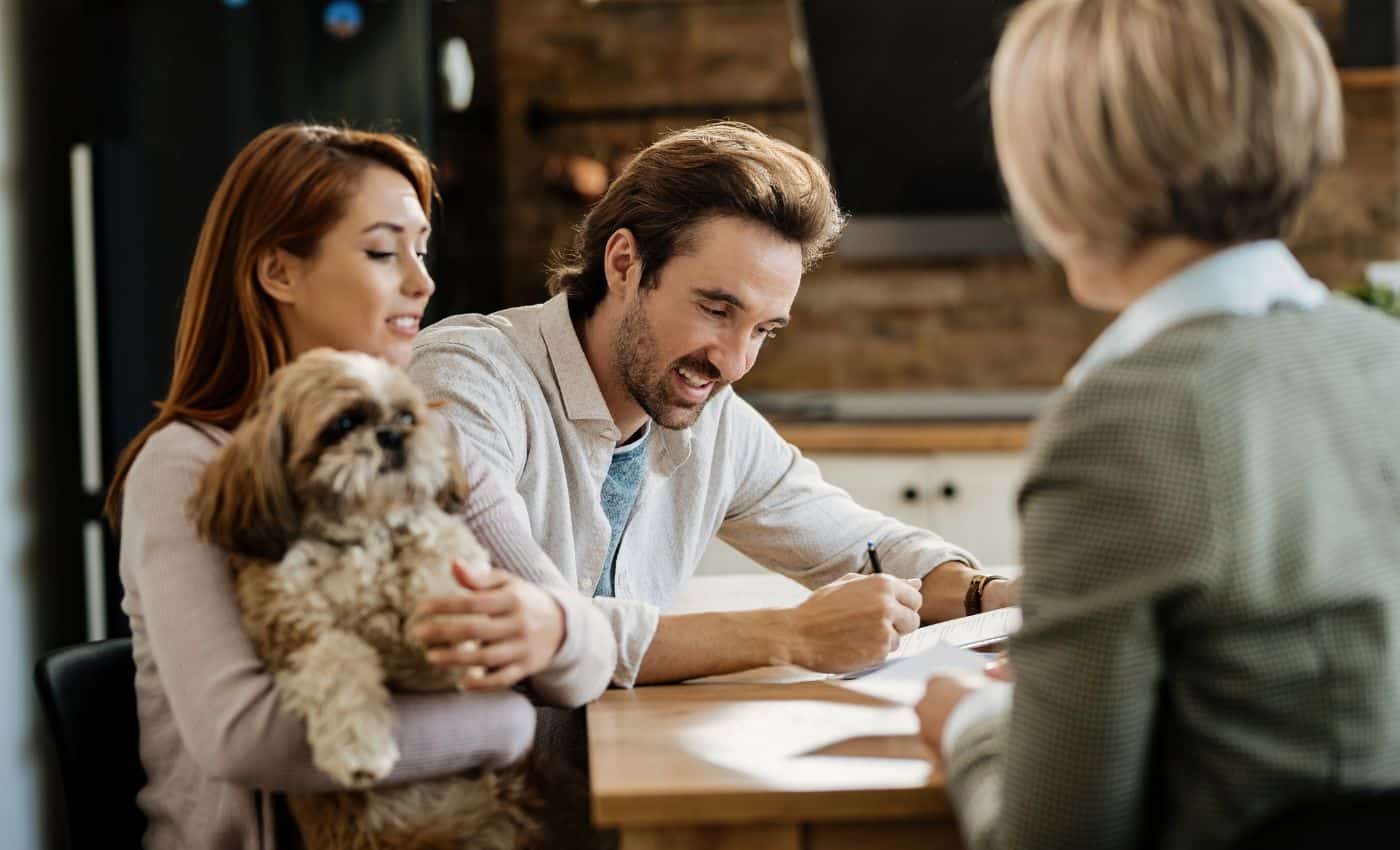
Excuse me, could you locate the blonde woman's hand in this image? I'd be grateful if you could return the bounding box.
[983,652,1015,682]
[916,654,1014,757]
[413,561,566,690]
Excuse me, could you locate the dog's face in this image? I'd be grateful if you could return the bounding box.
[193,348,469,561]
[281,350,447,514]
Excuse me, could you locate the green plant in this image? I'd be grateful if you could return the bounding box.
[1344,280,1400,319]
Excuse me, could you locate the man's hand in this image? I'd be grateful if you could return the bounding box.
[413,561,566,690]
[786,573,923,673]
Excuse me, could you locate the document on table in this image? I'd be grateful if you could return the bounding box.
[683,606,1023,690]
[836,641,990,704]
[831,606,1024,704]
[890,606,1022,658]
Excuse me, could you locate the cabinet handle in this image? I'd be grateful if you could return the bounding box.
[940,482,959,500]
[901,486,921,503]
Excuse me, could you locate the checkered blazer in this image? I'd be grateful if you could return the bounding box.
[946,297,1400,850]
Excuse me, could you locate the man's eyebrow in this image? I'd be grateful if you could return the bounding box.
[695,288,790,327]
[361,221,432,236]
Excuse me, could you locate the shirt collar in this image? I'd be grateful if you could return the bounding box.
[613,422,651,456]
[540,293,615,426]
[538,293,693,474]
[1065,240,1329,388]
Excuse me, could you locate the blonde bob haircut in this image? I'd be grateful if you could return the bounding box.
[990,0,1344,258]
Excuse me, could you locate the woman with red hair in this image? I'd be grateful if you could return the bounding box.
[107,124,615,850]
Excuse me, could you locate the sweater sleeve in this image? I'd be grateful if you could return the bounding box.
[447,421,617,706]
[120,423,537,793]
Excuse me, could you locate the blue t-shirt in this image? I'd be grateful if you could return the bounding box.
[593,426,650,598]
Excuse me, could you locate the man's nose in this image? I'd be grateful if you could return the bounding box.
[709,336,750,384]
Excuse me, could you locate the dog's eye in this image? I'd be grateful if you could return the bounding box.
[396,410,416,427]
[320,408,369,445]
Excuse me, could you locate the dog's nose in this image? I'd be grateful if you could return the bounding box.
[376,429,404,451]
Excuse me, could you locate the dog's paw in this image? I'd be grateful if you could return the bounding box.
[313,733,400,788]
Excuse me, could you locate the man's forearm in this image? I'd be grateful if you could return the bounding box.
[634,609,794,685]
[918,562,1019,621]
[920,560,976,622]
[919,561,1016,622]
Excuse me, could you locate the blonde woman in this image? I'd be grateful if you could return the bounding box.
[917,2,1400,850]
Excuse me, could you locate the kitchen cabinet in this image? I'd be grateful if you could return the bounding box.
[694,450,1028,577]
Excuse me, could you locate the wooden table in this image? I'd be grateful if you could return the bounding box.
[586,575,965,850]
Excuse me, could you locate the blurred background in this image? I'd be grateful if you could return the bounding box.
[0,1,1393,847]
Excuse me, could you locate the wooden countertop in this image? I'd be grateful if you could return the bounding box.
[772,421,1032,453]
[1340,67,1400,88]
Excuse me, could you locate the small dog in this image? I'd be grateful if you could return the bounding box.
[191,348,536,850]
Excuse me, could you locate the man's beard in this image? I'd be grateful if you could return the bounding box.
[615,295,726,430]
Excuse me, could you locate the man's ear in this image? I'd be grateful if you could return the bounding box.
[602,228,643,296]
[256,248,297,305]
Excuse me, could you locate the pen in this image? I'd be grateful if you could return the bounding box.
[866,540,883,574]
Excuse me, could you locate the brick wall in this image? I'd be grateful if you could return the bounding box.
[492,0,1395,390]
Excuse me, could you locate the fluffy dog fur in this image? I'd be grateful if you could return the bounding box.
[191,349,537,850]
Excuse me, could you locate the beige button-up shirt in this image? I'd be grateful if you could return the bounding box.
[410,294,978,686]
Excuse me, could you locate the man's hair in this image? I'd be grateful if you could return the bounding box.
[990,0,1344,257]
[547,122,846,316]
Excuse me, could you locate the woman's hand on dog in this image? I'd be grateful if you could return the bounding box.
[413,561,567,689]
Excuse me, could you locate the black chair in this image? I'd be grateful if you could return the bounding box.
[34,637,148,850]
[1231,788,1400,850]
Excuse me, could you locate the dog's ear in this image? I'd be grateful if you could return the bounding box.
[425,401,473,515]
[436,451,472,515]
[191,397,299,562]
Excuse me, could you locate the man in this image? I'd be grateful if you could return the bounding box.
[410,122,1013,687]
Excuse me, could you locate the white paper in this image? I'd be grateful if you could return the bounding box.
[837,606,1021,681]
[836,641,990,704]
[893,607,1022,657]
